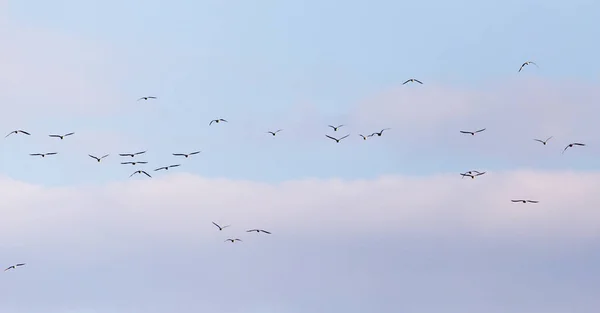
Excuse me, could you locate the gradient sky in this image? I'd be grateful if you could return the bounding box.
[1,0,600,312]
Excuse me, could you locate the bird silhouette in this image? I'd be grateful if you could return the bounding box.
[518,61,538,72]
[225,238,242,243]
[460,128,486,135]
[328,124,344,131]
[246,229,271,234]
[121,161,148,165]
[173,151,201,158]
[403,78,423,85]
[49,132,75,140]
[534,136,553,145]
[30,152,57,158]
[154,164,180,171]
[511,199,539,203]
[267,129,283,136]
[212,222,230,231]
[209,119,228,125]
[563,143,585,154]
[130,170,151,178]
[119,151,147,157]
[4,263,25,272]
[137,96,157,101]
[326,134,350,143]
[89,154,109,162]
[5,130,30,138]
[369,128,391,137]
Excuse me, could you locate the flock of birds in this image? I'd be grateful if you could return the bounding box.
[2,60,585,272]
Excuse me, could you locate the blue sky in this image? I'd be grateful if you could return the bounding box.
[1,0,600,312]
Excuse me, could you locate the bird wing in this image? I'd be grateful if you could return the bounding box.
[154,167,166,171]
[325,135,338,141]
[339,134,350,140]
[235,239,242,241]
[475,128,486,133]
[19,130,31,135]
[402,80,410,85]
[246,229,257,232]
[169,164,181,168]
[545,136,553,142]
[46,152,57,155]
[212,222,221,229]
[142,171,152,177]
[129,172,138,177]
[189,151,201,155]
[134,151,147,155]
[119,153,132,156]
[29,154,41,156]
[220,119,228,122]
[49,134,61,138]
[138,161,148,164]
[475,172,486,176]
[172,153,185,156]
[528,200,539,203]
[4,266,14,271]
[359,135,366,139]
[562,145,570,153]
[518,63,526,72]
[64,132,75,136]
[573,143,585,146]
[88,155,99,160]
[459,131,471,134]
[381,128,391,132]
[4,131,14,138]
[415,79,423,84]
[101,154,109,158]
[121,162,133,164]
[511,200,522,202]
[533,139,544,143]
[328,125,335,129]
[260,230,272,234]
[137,97,145,101]
[148,96,157,99]
[275,129,283,133]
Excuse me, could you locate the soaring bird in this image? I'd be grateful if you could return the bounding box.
[4,263,25,272]
[121,161,148,165]
[130,170,151,178]
[563,142,585,154]
[246,229,271,234]
[173,151,201,158]
[30,152,57,158]
[370,128,391,137]
[359,134,368,140]
[267,129,283,136]
[225,238,242,243]
[328,124,344,131]
[49,132,75,140]
[137,96,157,101]
[89,154,109,162]
[460,128,486,135]
[212,222,230,231]
[5,130,30,138]
[209,118,228,125]
[119,151,147,157]
[154,164,180,171]
[403,78,423,85]
[460,171,486,179]
[534,136,553,145]
[511,199,539,203]
[518,61,538,72]
[326,134,350,143]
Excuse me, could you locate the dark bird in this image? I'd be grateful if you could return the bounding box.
[359,134,368,140]
[511,199,539,203]
[403,78,423,85]
[209,118,228,125]
[30,152,57,158]
[534,136,553,145]
[246,229,271,234]
[460,171,486,179]
[212,222,230,231]
[562,142,585,154]
[49,132,75,140]
[370,128,391,137]
[173,151,201,158]
[4,263,25,272]
[328,124,344,131]
[267,129,283,136]
[225,238,242,243]
[119,151,147,157]
[326,134,350,143]
[130,170,151,178]
[121,161,148,165]
[5,130,30,138]
[137,96,157,101]
[518,61,538,72]
[154,164,180,171]
[460,128,486,135]
[88,154,109,162]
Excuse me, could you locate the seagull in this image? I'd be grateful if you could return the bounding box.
[88,154,109,162]
[562,142,585,154]
[5,130,30,138]
[209,118,228,125]
[4,263,25,272]
[49,132,75,140]
[534,136,553,145]
[130,170,151,178]
[511,199,539,203]
[328,124,344,131]
[212,222,230,231]
[403,78,423,85]
[326,134,350,143]
[154,164,180,171]
[369,128,391,137]
[30,152,57,158]
[173,151,201,158]
[359,134,368,140]
[267,129,283,136]
[119,151,147,157]
[518,61,538,72]
[137,96,157,101]
[246,229,271,234]
[121,161,148,165]
[460,128,486,135]
[225,238,242,243]
[460,171,486,179]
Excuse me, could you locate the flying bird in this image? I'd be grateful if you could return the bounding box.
[370,128,391,137]
[49,132,75,140]
[30,152,57,158]
[562,142,585,154]
[511,199,539,203]
[5,130,30,138]
[130,170,151,178]
[121,161,148,165]
[267,129,283,136]
[460,128,486,135]
[518,61,538,72]
[460,171,486,179]
[212,222,230,231]
[154,164,180,171]
[326,134,350,143]
[4,263,25,272]
[403,78,423,85]
[119,151,147,157]
[534,136,553,145]
[246,229,271,234]
[88,154,109,162]
[209,118,228,125]
[173,151,201,158]
[328,124,344,131]
[225,238,242,243]
[137,96,157,101]
[359,134,368,140]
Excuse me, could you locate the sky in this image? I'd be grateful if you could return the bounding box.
[0,0,599,312]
